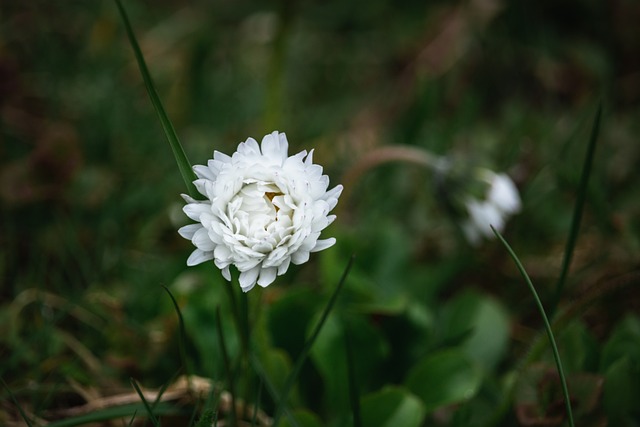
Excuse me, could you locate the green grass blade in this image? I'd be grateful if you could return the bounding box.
[130,378,161,427]
[128,410,138,426]
[249,354,300,427]
[45,403,183,427]
[215,306,237,427]
[344,323,362,427]
[551,103,602,315]
[251,377,263,427]
[113,0,198,198]
[492,227,574,427]
[195,409,215,427]
[162,286,191,379]
[1,377,35,427]
[271,255,355,426]
[152,369,181,415]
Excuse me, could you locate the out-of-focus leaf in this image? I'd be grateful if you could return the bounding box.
[515,364,605,426]
[360,386,425,427]
[439,290,510,370]
[310,312,388,414]
[260,347,294,403]
[267,289,322,358]
[600,315,640,371]
[179,278,238,378]
[271,256,353,426]
[554,320,599,373]
[405,348,482,414]
[599,314,640,423]
[279,409,323,427]
[603,357,640,422]
[318,234,409,316]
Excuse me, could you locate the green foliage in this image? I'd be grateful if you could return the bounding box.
[360,386,425,427]
[601,316,640,424]
[2,0,640,425]
[438,290,511,371]
[405,348,483,414]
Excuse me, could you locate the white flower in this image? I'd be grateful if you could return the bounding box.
[178,131,343,292]
[461,170,521,245]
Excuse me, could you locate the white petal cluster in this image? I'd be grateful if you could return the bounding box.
[179,131,343,292]
[461,169,521,245]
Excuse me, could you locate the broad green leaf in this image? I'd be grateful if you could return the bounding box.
[279,409,323,427]
[601,315,640,371]
[405,348,481,413]
[260,347,294,402]
[440,290,510,370]
[554,320,599,373]
[360,386,425,427]
[310,312,388,414]
[267,288,322,358]
[603,357,640,421]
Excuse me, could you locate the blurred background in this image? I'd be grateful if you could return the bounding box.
[1,0,639,425]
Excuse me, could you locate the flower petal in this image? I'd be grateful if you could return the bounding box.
[221,266,231,281]
[257,267,277,287]
[291,250,310,265]
[239,266,261,291]
[193,227,215,251]
[183,203,210,221]
[489,174,521,214]
[187,249,214,266]
[262,131,288,163]
[178,224,201,240]
[311,238,336,252]
[277,256,291,275]
[193,164,216,180]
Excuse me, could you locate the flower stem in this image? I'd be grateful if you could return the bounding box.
[216,307,238,427]
[340,145,449,210]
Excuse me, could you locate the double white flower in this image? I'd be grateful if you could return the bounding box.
[179,131,343,292]
[461,169,521,245]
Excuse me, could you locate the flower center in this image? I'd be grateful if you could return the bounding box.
[264,191,279,211]
[226,182,295,248]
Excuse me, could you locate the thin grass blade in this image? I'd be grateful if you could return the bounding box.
[249,354,300,427]
[128,410,138,426]
[551,103,602,315]
[216,306,237,427]
[1,377,35,427]
[344,322,362,427]
[271,255,355,426]
[251,377,263,427]
[492,227,575,427]
[130,378,161,427]
[113,0,198,198]
[195,409,215,427]
[151,369,181,414]
[162,286,191,379]
[45,403,182,427]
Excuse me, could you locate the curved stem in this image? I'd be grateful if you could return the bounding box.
[492,227,575,427]
[340,145,449,210]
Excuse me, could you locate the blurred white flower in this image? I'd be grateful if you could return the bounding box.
[461,170,521,245]
[179,131,343,292]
